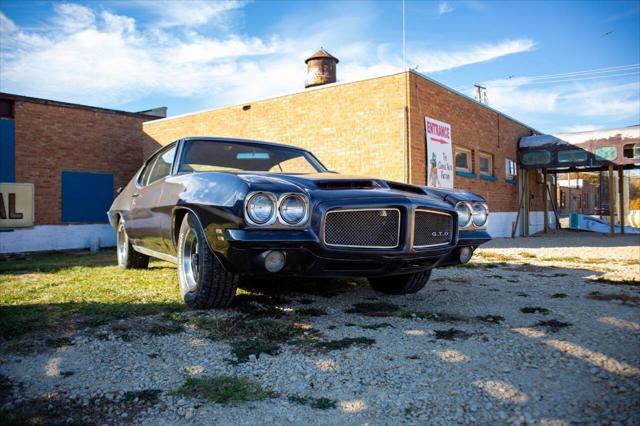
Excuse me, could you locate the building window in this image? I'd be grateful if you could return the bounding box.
[522,150,551,166]
[560,190,566,209]
[61,171,114,223]
[479,152,493,176]
[595,146,617,161]
[557,149,588,163]
[455,148,472,173]
[505,158,517,180]
[623,143,640,159]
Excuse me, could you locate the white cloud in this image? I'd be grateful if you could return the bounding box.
[141,0,246,29]
[559,124,601,133]
[411,39,536,73]
[53,3,96,33]
[438,1,454,15]
[0,2,539,112]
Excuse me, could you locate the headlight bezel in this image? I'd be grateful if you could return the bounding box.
[278,193,309,226]
[455,201,473,228]
[244,192,278,226]
[244,191,310,227]
[471,202,489,228]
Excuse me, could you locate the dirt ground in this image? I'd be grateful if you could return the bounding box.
[1,230,639,425]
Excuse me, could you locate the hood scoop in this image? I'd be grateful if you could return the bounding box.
[315,179,382,190]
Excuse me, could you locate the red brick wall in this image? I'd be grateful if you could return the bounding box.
[408,72,552,212]
[13,101,160,225]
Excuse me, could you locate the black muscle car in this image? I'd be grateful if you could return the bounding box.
[108,137,491,308]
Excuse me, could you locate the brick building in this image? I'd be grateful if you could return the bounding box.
[0,93,162,253]
[1,50,551,253]
[144,55,552,238]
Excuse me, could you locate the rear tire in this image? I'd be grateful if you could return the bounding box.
[177,213,237,309]
[116,219,149,269]
[368,270,432,295]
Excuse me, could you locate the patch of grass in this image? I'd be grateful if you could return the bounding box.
[475,252,519,262]
[176,375,268,404]
[476,315,505,324]
[589,277,640,286]
[346,302,401,317]
[454,263,478,269]
[123,389,161,403]
[536,319,572,332]
[433,328,473,340]
[586,291,640,305]
[46,337,73,348]
[287,395,337,410]
[310,397,337,410]
[231,339,279,362]
[359,322,394,330]
[521,306,550,315]
[191,316,313,342]
[296,307,327,317]
[315,337,375,351]
[0,250,184,341]
[551,293,568,298]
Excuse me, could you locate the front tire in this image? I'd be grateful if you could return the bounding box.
[368,270,432,295]
[116,219,149,269]
[177,213,238,309]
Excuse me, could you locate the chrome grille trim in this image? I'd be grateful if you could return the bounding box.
[413,208,454,248]
[324,208,401,249]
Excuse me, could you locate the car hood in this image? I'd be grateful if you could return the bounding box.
[229,171,485,206]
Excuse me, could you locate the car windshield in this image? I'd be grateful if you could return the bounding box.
[178,140,327,174]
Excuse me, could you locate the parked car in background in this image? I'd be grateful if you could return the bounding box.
[595,205,610,216]
[108,137,491,308]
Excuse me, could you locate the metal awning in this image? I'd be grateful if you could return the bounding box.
[518,125,640,171]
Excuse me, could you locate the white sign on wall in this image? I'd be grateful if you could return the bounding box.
[0,183,34,228]
[425,117,454,188]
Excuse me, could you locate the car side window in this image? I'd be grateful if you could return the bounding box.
[139,145,176,186]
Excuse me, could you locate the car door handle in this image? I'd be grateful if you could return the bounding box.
[132,193,140,198]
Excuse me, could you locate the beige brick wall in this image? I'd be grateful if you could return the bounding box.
[14,101,159,225]
[143,74,408,182]
[144,71,548,214]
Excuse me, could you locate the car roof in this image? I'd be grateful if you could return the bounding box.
[179,136,313,153]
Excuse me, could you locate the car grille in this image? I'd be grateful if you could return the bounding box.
[413,209,454,247]
[324,208,400,248]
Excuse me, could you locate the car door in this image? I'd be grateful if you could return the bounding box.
[126,144,177,253]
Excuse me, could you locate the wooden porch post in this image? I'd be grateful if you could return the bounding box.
[543,168,549,233]
[524,169,530,237]
[608,165,615,237]
[618,166,625,234]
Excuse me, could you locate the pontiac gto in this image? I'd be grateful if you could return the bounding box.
[108,137,491,308]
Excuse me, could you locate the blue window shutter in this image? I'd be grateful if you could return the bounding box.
[0,119,15,182]
[61,172,114,222]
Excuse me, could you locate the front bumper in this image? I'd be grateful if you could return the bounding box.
[217,227,490,277]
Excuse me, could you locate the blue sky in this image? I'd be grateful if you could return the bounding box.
[0,0,638,133]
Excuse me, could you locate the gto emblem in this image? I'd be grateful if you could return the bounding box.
[432,231,449,237]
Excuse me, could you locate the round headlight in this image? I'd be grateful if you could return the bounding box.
[472,203,489,227]
[246,193,276,225]
[455,201,472,228]
[279,194,307,225]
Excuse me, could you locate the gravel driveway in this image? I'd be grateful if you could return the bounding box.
[1,231,639,425]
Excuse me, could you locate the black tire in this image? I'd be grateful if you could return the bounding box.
[368,270,432,295]
[116,219,149,269]
[177,213,238,309]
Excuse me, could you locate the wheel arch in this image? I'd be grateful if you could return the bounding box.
[171,206,216,254]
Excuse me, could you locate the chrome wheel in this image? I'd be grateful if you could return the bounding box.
[179,227,199,295]
[117,222,128,267]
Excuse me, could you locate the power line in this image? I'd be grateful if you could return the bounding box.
[485,71,640,88]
